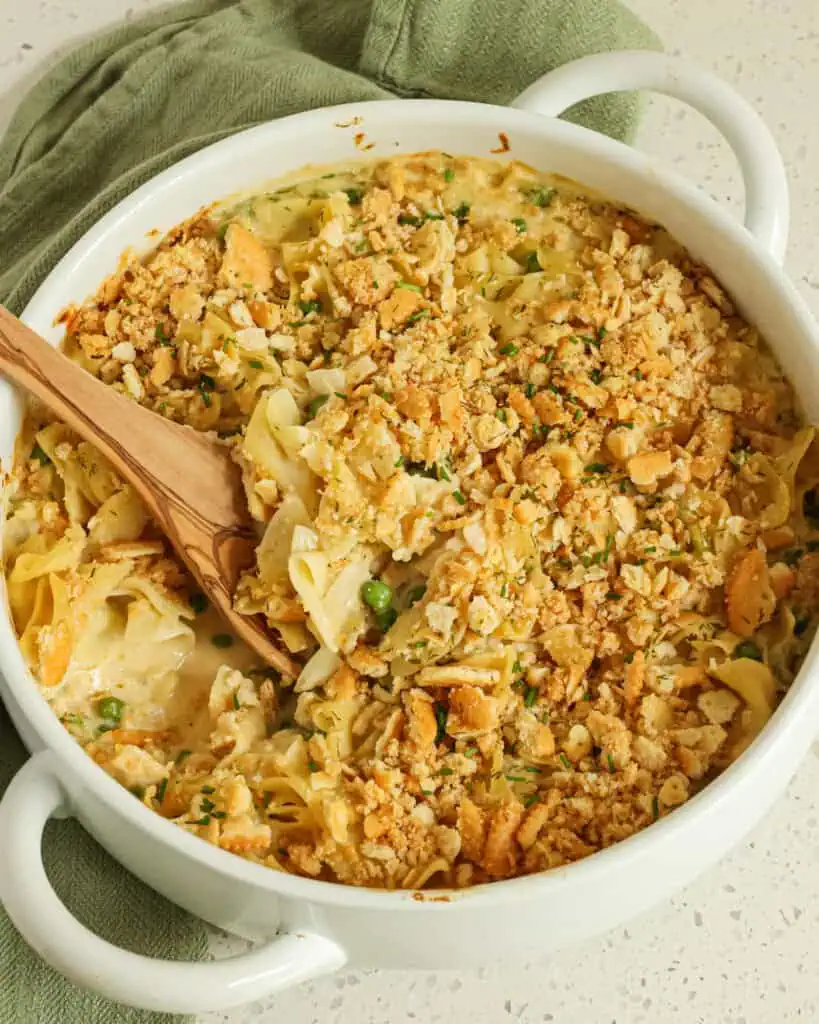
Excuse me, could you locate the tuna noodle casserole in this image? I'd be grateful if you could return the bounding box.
[6,153,819,889]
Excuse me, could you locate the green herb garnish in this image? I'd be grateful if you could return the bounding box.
[198,372,215,407]
[434,702,448,745]
[211,633,234,649]
[524,186,556,207]
[453,201,471,222]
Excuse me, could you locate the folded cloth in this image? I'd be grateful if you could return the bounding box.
[0,708,208,1024]
[0,1,659,1021]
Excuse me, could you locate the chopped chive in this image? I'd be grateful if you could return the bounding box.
[652,795,660,821]
[344,187,364,205]
[211,633,234,649]
[523,792,540,808]
[439,766,454,776]
[607,753,615,774]
[453,201,471,222]
[299,299,322,315]
[434,702,448,745]
[155,778,168,804]
[585,463,609,474]
[559,753,572,771]
[523,685,538,708]
[396,280,422,292]
[248,359,264,369]
[499,342,519,356]
[405,309,431,324]
[443,168,455,183]
[201,785,215,794]
[176,749,192,764]
[189,593,207,614]
[453,490,467,505]
[511,217,527,234]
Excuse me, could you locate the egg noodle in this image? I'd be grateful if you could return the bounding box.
[5,153,819,888]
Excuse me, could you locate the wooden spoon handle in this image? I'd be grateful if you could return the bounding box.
[0,307,298,679]
[0,305,244,524]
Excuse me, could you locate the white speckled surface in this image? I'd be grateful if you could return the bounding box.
[2,1,819,1020]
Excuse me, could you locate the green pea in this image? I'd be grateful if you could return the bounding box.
[97,696,124,724]
[734,639,762,661]
[374,607,398,633]
[307,394,330,419]
[361,579,393,615]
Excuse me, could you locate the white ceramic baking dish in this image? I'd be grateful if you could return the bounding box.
[1,51,818,1014]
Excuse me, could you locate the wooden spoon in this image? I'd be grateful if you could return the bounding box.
[0,305,297,678]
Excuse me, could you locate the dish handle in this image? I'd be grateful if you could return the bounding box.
[512,51,790,264]
[0,751,346,1014]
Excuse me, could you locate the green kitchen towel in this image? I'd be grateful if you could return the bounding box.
[0,708,207,1024]
[0,0,660,1021]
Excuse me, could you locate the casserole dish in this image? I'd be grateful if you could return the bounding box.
[1,50,817,1013]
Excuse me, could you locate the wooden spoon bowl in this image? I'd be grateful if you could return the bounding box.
[0,305,297,678]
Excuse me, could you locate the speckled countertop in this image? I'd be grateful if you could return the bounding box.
[1,1,819,1021]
